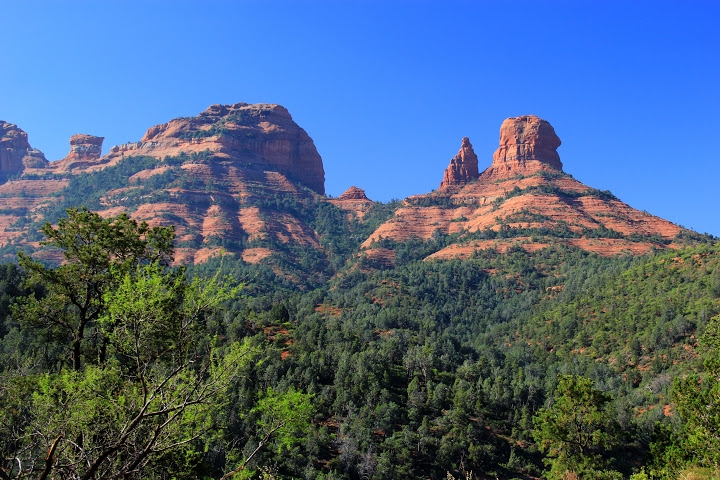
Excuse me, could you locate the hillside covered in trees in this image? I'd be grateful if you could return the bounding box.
[0,202,719,479]
[1,107,718,479]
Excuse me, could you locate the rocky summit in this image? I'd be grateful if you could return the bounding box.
[481,114,563,180]
[53,134,105,172]
[361,115,694,263]
[0,108,707,274]
[107,103,325,194]
[0,121,48,179]
[329,186,373,219]
[0,103,329,267]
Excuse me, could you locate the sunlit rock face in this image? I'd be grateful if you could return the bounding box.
[53,134,105,171]
[361,114,689,260]
[440,137,479,189]
[106,103,326,194]
[480,115,562,181]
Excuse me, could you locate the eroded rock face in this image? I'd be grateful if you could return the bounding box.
[338,186,369,200]
[109,103,326,194]
[70,134,104,153]
[440,137,479,189]
[0,104,329,270]
[51,134,105,172]
[480,115,562,180]
[0,121,48,179]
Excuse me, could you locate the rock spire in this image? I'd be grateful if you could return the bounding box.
[440,137,479,189]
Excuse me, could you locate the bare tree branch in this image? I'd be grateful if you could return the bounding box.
[36,434,63,480]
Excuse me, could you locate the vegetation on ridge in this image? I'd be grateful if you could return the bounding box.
[0,148,717,478]
[0,203,718,478]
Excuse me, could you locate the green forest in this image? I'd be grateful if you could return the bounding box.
[1,199,720,479]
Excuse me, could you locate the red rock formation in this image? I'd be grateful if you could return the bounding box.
[440,137,479,189]
[330,186,373,219]
[362,115,692,259]
[338,186,369,200]
[53,134,105,171]
[0,121,48,179]
[108,103,326,194]
[479,115,562,181]
[70,134,103,156]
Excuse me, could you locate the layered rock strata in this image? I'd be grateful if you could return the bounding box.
[0,103,328,269]
[329,186,373,219]
[54,134,105,171]
[106,103,326,194]
[337,186,369,200]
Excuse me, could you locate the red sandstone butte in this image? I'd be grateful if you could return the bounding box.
[479,115,562,181]
[54,134,105,171]
[330,186,373,219]
[108,103,326,194]
[362,114,689,259]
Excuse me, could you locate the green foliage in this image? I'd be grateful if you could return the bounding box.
[219,387,315,478]
[533,375,622,479]
[2,200,720,478]
[15,207,175,371]
[42,156,160,220]
[0,208,260,479]
[646,312,720,477]
[252,387,315,453]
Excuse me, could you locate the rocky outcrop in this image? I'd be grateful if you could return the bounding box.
[107,103,326,194]
[440,137,479,189]
[362,115,691,260]
[338,186,369,200]
[330,186,373,219]
[0,121,48,179]
[0,109,702,268]
[54,134,105,171]
[479,115,562,181]
[0,104,330,272]
[69,134,103,159]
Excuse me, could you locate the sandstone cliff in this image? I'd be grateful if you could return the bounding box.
[105,103,325,194]
[53,134,105,172]
[329,186,373,219]
[0,104,329,272]
[480,115,562,181]
[0,121,48,179]
[0,109,704,271]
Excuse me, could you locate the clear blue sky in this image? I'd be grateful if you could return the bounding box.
[2,1,718,235]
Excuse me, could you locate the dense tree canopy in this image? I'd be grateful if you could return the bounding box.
[1,203,719,479]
